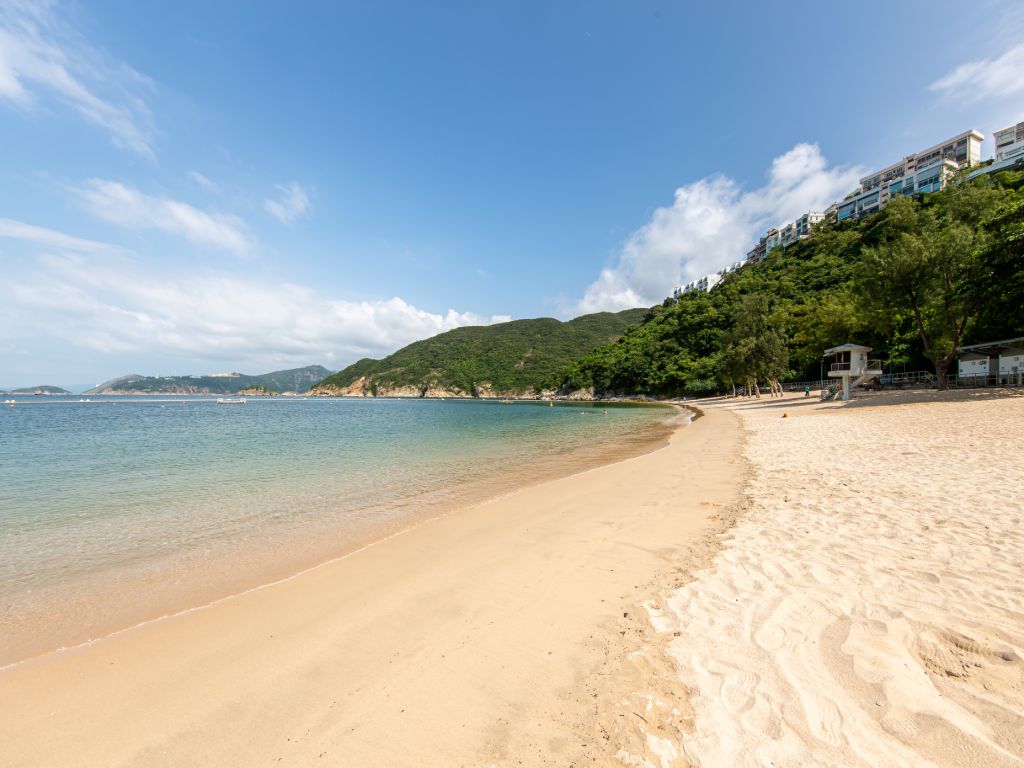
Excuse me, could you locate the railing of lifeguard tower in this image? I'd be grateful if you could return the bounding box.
[829,359,882,373]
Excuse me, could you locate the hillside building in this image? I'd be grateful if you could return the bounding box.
[968,120,1024,180]
[678,260,744,295]
[994,121,1024,163]
[837,129,984,222]
[745,211,825,264]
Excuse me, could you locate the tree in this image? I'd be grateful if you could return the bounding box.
[855,187,1000,389]
[721,293,789,396]
[971,183,1024,340]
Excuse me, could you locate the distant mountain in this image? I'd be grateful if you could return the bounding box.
[85,366,332,395]
[0,385,72,395]
[311,309,649,398]
[88,374,144,392]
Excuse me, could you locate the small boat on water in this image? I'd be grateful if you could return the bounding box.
[216,397,247,405]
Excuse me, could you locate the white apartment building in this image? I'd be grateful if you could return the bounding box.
[967,119,1024,181]
[794,210,825,236]
[678,261,744,295]
[745,211,825,263]
[679,273,721,294]
[994,121,1024,163]
[837,129,984,221]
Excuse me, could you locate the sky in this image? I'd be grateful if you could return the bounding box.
[1,0,1023,390]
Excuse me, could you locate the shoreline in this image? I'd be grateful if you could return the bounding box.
[1,407,682,673]
[0,404,744,766]
[1,401,678,669]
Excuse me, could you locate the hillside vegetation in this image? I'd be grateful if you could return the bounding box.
[312,309,647,397]
[86,366,332,395]
[556,169,1024,396]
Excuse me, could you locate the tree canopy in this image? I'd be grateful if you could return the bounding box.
[554,169,1024,396]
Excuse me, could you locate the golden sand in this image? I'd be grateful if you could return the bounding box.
[7,391,1019,767]
[0,407,743,767]
[635,391,1024,767]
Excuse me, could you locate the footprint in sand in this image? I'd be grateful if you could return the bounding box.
[720,669,759,716]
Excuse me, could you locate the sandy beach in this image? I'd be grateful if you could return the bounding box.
[641,390,1024,768]
[0,407,744,767]
[4,390,1023,767]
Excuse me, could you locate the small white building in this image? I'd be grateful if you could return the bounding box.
[958,352,997,378]
[958,337,1024,384]
[1000,348,1024,377]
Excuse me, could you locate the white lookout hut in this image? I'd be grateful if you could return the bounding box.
[823,343,883,401]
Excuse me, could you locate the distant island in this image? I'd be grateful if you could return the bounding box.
[85,366,332,395]
[0,385,72,395]
[310,309,647,398]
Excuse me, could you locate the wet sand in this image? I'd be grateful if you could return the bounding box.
[0,406,744,767]
[0,407,676,670]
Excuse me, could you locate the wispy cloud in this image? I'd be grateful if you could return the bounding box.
[263,182,311,225]
[71,179,253,256]
[187,170,220,193]
[1,251,509,366]
[930,43,1024,104]
[575,143,861,313]
[0,1,156,157]
[0,217,123,254]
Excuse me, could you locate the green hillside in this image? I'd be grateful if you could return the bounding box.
[86,365,332,395]
[314,309,648,396]
[556,168,1024,396]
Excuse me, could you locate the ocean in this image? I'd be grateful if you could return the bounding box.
[0,395,674,666]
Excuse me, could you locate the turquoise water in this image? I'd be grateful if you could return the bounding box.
[0,396,673,665]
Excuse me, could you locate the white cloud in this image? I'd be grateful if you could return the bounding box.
[187,170,220,193]
[263,182,311,225]
[0,1,156,157]
[0,216,123,254]
[1,250,509,368]
[576,143,861,313]
[71,179,253,256]
[930,43,1024,104]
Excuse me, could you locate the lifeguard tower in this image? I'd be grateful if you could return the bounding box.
[823,344,883,401]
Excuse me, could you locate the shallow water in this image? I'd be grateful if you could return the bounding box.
[0,396,673,665]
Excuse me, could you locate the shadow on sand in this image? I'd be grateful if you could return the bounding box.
[839,387,1024,409]
[696,387,1024,413]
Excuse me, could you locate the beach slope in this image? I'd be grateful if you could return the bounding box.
[0,407,742,767]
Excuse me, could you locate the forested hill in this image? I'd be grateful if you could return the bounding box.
[311,309,648,397]
[556,167,1024,397]
[86,366,332,395]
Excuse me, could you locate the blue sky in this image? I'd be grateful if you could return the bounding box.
[2,0,1023,390]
